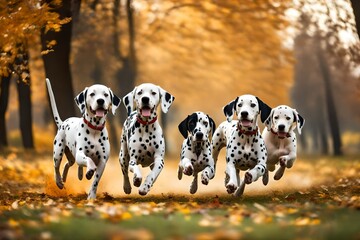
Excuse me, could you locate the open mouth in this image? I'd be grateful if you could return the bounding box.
[277,131,288,138]
[240,119,253,127]
[140,106,153,117]
[90,107,107,117]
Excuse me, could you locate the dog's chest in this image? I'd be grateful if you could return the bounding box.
[229,134,265,169]
[182,140,211,170]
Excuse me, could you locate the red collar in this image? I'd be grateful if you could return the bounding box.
[83,118,105,131]
[136,116,157,125]
[271,128,291,139]
[237,124,258,136]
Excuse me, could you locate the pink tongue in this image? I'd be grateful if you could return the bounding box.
[241,120,252,127]
[142,108,151,117]
[96,109,105,117]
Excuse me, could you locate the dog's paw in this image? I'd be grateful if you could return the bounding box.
[139,185,150,196]
[86,169,95,180]
[226,183,237,194]
[178,167,183,180]
[133,175,142,187]
[262,169,269,186]
[274,166,285,180]
[123,183,132,194]
[279,156,288,167]
[244,172,253,184]
[201,172,209,185]
[183,165,194,176]
[56,180,64,189]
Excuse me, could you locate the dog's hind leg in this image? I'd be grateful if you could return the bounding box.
[62,147,75,183]
[120,138,131,194]
[190,173,198,194]
[53,133,66,189]
[211,127,226,168]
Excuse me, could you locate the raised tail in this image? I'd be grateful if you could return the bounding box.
[45,78,62,128]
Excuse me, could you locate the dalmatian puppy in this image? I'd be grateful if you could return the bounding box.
[177,112,216,194]
[261,105,305,185]
[119,83,175,196]
[212,94,271,197]
[45,78,121,199]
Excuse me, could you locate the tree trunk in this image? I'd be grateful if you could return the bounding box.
[350,0,360,38]
[41,1,76,121]
[0,75,11,148]
[113,0,136,124]
[17,80,34,148]
[317,47,342,156]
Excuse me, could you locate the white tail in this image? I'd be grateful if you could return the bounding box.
[45,78,62,128]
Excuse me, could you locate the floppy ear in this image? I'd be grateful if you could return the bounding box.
[178,115,189,139]
[74,88,88,115]
[108,88,121,115]
[293,109,305,135]
[159,86,175,113]
[208,115,216,136]
[223,97,238,122]
[256,97,272,123]
[264,108,274,131]
[122,87,136,116]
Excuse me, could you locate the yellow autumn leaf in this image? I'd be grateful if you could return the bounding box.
[8,219,20,228]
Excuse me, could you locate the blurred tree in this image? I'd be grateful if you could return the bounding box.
[41,0,80,121]
[292,0,360,155]
[0,1,65,148]
[350,0,360,38]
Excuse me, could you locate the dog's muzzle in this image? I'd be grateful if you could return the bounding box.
[140,106,154,117]
[90,107,108,117]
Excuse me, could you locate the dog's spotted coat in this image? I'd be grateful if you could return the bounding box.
[211,94,271,196]
[177,112,216,194]
[46,78,120,199]
[119,83,175,196]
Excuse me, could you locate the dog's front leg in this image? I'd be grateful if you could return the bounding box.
[225,160,238,194]
[75,151,97,180]
[139,157,164,196]
[87,160,106,200]
[181,157,194,176]
[129,157,142,188]
[234,169,245,197]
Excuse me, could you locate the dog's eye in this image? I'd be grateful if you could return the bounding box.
[274,116,279,120]
[238,103,243,107]
[90,93,95,97]
[286,117,291,120]
[137,90,142,95]
[151,91,157,96]
[250,103,256,108]
[203,121,208,127]
[104,93,109,97]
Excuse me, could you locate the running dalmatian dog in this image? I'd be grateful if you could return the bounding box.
[177,112,216,194]
[46,78,121,199]
[261,105,305,185]
[119,83,175,195]
[212,94,271,197]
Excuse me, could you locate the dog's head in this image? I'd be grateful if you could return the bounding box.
[122,83,175,117]
[75,84,121,118]
[223,94,271,129]
[178,112,216,142]
[265,105,305,135]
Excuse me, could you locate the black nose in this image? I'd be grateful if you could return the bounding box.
[195,132,204,140]
[97,99,105,106]
[142,97,149,104]
[278,124,285,131]
[241,111,248,118]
